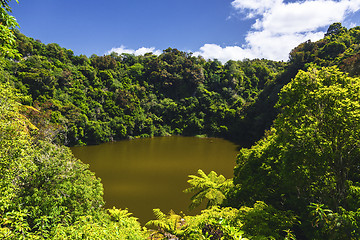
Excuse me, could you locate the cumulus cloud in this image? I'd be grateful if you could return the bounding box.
[107,45,162,56]
[197,0,360,62]
[108,1,360,62]
[253,0,360,33]
[231,0,281,17]
[193,44,255,63]
[245,30,325,60]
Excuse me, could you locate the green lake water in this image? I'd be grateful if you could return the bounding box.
[71,136,239,224]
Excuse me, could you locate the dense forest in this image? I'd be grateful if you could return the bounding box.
[4,30,287,147]
[2,0,360,238]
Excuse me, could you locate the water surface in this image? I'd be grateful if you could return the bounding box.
[71,136,238,224]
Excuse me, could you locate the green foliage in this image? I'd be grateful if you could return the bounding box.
[0,83,144,239]
[289,23,360,76]
[0,82,35,211]
[3,18,360,239]
[309,203,360,239]
[276,66,360,210]
[182,206,246,240]
[16,141,104,231]
[184,169,233,210]
[325,23,346,37]
[1,31,284,146]
[146,209,184,239]
[0,0,20,59]
[231,66,360,238]
[146,203,297,239]
[52,208,146,240]
[2,23,360,149]
[238,201,298,239]
[146,206,247,240]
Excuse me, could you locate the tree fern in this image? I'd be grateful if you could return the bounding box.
[184,169,233,210]
[146,208,184,238]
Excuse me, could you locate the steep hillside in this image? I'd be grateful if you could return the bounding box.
[5,23,359,147]
[2,30,286,146]
[2,5,360,236]
[237,23,360,145]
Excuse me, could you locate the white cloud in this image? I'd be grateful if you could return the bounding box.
[107,1,360,63]
[198,0,360,62]
[107,45,162,56]
[256,0,360,34]
[245,30,325,60]
[193,44,256,63]
[231,0,281,17]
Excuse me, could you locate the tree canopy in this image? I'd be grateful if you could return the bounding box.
[2,2,360,237]
[230,66,360,239]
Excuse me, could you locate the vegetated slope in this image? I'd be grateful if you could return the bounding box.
[0,81,146,239]
[6,23,360,148]
[4,30,285,146]
[229,65,360,239]
[2,18,360,239]
[237,23,360,145]
[224,23,360,239]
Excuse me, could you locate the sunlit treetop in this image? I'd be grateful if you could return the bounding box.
[0,0,19,59]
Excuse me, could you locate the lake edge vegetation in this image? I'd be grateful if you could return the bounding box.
[2,0,360,239]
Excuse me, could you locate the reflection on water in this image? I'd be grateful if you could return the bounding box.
[71,136,239,224]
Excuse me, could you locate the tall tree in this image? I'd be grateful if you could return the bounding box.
[231,66,360,238]
[0,0,20,59]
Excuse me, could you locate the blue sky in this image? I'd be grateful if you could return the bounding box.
[9,0,360,62]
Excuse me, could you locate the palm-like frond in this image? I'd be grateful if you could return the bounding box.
[146,209,170,231]
[153,208,167,220]
[146,208,184,237]
[107,207,135,222]
[184,169,233,210]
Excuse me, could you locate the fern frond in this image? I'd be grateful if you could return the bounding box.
[184,169,233,210]
[153,208,166,220]
[146,219,170,230]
